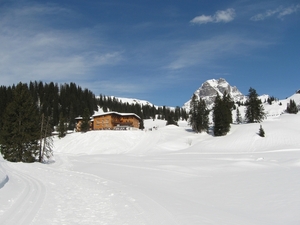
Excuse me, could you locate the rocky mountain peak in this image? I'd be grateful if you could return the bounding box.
[183,78,246,110]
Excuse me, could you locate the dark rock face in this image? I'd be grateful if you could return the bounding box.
[199,82,218,97]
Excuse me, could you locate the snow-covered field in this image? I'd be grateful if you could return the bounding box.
[1,98,300,224]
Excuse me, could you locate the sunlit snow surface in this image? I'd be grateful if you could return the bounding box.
[1,99,300,224]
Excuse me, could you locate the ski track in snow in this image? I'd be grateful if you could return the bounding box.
[0,153,178,225]
[0,163,46,225]
[54,154,180,225]
[33,155,155,225]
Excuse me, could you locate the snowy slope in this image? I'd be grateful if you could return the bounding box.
[113,96,154,106]
[1,95,300,224]
[262,92,300,117]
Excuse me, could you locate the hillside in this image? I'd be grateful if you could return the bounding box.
[54,110,300,155]
[1,104,300,224]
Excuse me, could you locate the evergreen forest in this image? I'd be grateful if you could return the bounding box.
[0,81,189,162]
[0,81,188,132]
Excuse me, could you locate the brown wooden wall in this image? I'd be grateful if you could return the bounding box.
[93,114,113,130]
[93,114,140,130]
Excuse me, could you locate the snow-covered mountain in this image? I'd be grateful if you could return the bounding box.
[183,78,247,110]
[112,96,154,106]
[103,78,247,111]
[98,78,300,118]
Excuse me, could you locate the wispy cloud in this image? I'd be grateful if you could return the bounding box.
[0,3,122,85]
[190,8,236,25]
[251,4,300,21]
[167,35,272,70]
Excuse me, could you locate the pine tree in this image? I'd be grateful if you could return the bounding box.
[0,83,40,162]
[213,94,223,136]
[166,114,178,126]
[188,95,209,133]
[39,114,53,162]
[235,107,242,124]
[189,94,199,132]
[245,87,265,123]
[286,99,298,114]
[0,86,12,127]
[58,112,67,138]
[139,118,144,130]
[80,108,91,132]
[195,98,209,133]
[222,92,233,125]
[258,124,265,137]
[213,93,232,136]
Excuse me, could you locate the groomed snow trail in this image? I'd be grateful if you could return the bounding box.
[0,155,155,225]
[0,162,46,225]
[52,154,180,225]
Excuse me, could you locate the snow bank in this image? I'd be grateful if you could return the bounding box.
[54,130,145,155]
[54,120,198,155]
[54,113,300,156]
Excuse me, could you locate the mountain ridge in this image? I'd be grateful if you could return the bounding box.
[108,78,299,116]
[183,78,247,111]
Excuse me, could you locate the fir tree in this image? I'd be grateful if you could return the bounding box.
[258,124,265,137]
[235,107,242,124]
[188,95,209,133]
[212,92,232,136]
[189,94,199,132]
[0,83,40,162]
[222,92,233,125]
[58,112,67,138]
[0,86,13,128]
[286,99,298,114]
[195,98,209,133]
[139,118,144,130]
[80,108,91,132]
[166,114,178,126]
[245,87,265,123]
[213,94,223,136]
[39,114,53,162]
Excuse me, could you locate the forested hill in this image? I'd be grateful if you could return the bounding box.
[0,81,188,131]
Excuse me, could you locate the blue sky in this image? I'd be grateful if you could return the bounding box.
[0,0,299,107]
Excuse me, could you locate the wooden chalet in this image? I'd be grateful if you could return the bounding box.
[75,112,140,131]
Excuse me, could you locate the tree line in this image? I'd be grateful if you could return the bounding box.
[0,82,99,162]
[0,81,188,162]
[189,87,267,136]
[0,83,54,162]
[0,81,98,131]
[189,87,298,136]
[0,82,189,134]
[98,95,189,125]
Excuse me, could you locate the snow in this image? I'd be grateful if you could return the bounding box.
[183,78,247,111]
[0,161,8,188]
[1,101,300,224]
[112,96,156,107]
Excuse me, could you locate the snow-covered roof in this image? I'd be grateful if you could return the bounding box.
[92,111,141,120]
